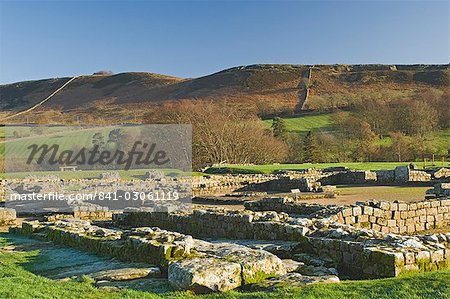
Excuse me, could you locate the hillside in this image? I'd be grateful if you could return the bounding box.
[1,64,449,116]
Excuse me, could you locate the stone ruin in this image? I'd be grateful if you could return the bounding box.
[2,166,450,293]
[8,194,450,293]
[11,218,289,292]
[427,183,450,199]
[0,208,16,225]
[193,166,449,196]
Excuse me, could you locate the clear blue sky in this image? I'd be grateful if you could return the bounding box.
[0,0,448,84]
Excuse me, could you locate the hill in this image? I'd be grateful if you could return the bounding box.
[1,64,449,117]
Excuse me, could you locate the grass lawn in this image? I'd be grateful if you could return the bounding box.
[262,113,450,155]
[334,185,429,203]
[262,113,335,134]
[206,161,446,174]
[1,235,449,299]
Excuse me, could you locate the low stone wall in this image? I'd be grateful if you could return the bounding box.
[306,236,450,278]
[394,166,431,182]
[433,168,450,179]
[193,167,443,196]
[244,197,339,216]
[11,219,287,292]
[72,205,113,220]
[427,183,450,198]
[244,197,450,235]
[114,209,310,241]
[193,175,278,195]
[331,199,450,234]
[193,174,324,195]
[112,203,450,279]
[320,171,377,185]
[0,208,16,225]
[13,220,187,268]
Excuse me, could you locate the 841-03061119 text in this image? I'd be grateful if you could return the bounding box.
[8,190,180,202]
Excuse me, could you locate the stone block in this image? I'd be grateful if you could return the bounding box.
[373,208,383,217]
[168,258,242,292]
[427,208,438,215]
[415,251,431,264]
[387,220,397,227]
[352,207,362,216]
[342,208,352,217]
[371,223,381,231]
[407,211,416,218]
[380,202,390,210]
[431,201,441,208]
[404,252,415,264]
[390,203,399,211]
[415,223,425,231]
[363,206,373,216]
[377,218,388,226]
[431,250,444,263]
[345,216,355,225]
[398,203,408,211]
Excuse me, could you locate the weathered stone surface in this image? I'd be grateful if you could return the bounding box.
[168,258,242,292]
[91,267,162,281]
[194,242,287,284]
[282,259,305,273]
[0,208,16,225]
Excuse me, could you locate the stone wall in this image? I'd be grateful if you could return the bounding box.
[113,209,310,241]
[374,166,434,184]
[244,197,339,216]
[112,203,450,279]
[320,170,377,185]
[244,196,450,235]
[433,168,450,179]
[193,167,443,196]
[427,183,450,198]
[393,166,431,182]
[72,205,113,220]
[306,235,450,278]
[331,199,450,234]
[192,174,278,195]
[0,208,16,225]
[11,219,287,292]
[192,174,324,195]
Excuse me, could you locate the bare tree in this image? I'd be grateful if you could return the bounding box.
[150,101,287,169]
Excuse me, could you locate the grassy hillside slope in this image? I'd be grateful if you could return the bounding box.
[1,64,448,115]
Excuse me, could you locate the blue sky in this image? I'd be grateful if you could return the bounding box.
[0,0,448,84]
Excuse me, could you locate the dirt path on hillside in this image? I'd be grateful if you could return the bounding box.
[2,76,79,121]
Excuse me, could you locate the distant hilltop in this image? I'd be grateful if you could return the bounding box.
[1,64,449,114]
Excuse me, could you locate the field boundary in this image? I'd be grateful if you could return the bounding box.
[1,76,79,121]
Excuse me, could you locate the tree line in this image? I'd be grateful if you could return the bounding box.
[143,92,448,169]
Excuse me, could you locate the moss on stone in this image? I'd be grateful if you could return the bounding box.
[243,270,280,284]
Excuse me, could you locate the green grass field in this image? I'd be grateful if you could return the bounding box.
[262,113,335,134]
[262,113,450,153]
[0,126,124,159]
[0,234,449,299]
